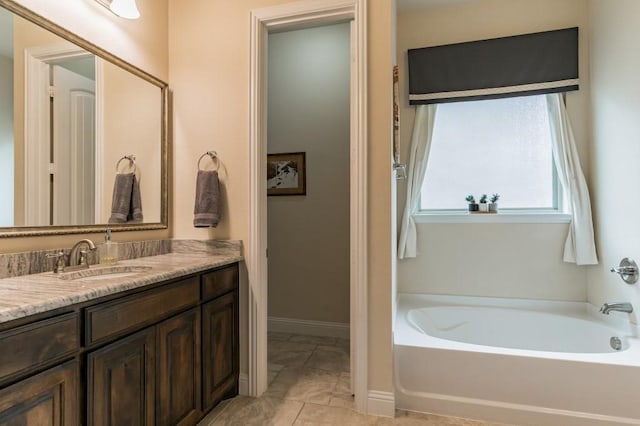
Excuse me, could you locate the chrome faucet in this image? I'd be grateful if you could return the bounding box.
[600,302,634,315]
[68,239,97,269]
[46,239,97,274]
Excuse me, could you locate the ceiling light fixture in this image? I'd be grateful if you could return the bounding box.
[96,0,140,20]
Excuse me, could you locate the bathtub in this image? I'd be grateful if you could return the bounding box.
[395,293,640,426]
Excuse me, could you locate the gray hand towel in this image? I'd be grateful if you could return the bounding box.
[194,170,220,227]
[109,173,134,224]
[127,174,143,222]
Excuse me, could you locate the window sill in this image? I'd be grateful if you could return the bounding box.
[413,211,572,224]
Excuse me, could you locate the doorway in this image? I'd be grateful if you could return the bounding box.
[265,20,351,405]
[248,0,368,414]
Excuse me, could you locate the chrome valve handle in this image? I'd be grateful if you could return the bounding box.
[610,258,638,285]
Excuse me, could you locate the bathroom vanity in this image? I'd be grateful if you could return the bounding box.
[0,253,240,426]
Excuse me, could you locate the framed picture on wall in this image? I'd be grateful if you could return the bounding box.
[267,152,307,196]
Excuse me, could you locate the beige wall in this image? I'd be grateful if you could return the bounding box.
[266,23,350,324]
[396,0,591,302]
[169,0,395,394]
[587,0,640,312]
[0,0,168,251]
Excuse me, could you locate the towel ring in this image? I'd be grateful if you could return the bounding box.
[198,151,220,172]
[116,154,137,174]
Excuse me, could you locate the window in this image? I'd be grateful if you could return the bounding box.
[420,95,559,212]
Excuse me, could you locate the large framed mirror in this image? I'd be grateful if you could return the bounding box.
[0,0,168,237]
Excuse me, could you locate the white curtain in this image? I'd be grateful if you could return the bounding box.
[546,93,598,265]
[398,104,437,259]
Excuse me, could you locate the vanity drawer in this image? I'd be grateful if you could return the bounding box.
[0,312,79,384]
[85,277,199,345]
[202,264,239,301]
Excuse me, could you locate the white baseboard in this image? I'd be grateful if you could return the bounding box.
[367,390,395,417]
[397,391,640,426]
[238,373,249,396]
[268,316,350,339]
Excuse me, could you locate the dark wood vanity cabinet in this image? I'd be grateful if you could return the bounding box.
[157,308,201,426]
[87,328,156,426]
[0,312,80,425]
[201,264,240,412]
[202,291,239,412]
[0,262,239,426]
[0,360,79,425]
[86,309,203,426]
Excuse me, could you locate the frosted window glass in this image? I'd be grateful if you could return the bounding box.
[420,95,555,210]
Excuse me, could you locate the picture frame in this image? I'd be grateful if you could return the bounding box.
[267,152,306,196]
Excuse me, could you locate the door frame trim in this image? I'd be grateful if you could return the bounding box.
[248,0,368,412]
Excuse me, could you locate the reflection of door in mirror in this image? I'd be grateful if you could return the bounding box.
[52,63,96,226]
[23,45,97,227]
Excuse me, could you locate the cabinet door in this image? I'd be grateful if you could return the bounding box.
[157,308,201,426]
[87,328,155,426]
[0,360,79,426]
[202,291,239,411]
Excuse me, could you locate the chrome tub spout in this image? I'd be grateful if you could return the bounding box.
[600,302,633,315]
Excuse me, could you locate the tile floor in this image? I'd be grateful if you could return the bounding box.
[199,332,508,425]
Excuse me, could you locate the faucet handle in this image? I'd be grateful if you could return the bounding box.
[78,247,96,267]
[79,250,90,268]
[46,251,67,273]
[610,258,639,285]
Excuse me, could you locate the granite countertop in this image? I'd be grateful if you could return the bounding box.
[0,251,242,325]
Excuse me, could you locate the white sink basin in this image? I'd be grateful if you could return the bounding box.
[57,265,152,281]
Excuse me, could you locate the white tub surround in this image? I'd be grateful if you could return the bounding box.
[395,294,640,426]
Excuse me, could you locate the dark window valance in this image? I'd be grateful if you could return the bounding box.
[408,27,579,105]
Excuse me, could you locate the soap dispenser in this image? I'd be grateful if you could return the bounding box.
[99,229,118,265]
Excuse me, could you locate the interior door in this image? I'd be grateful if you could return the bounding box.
[52,65,95,226]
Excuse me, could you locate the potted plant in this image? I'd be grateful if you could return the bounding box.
[479,194,489,212]
[489,193,500,213]
[465,194,479,212]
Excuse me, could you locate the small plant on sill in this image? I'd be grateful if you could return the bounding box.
[465,194,478,212]
[478,194,489,212]
[489,193,500,213]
